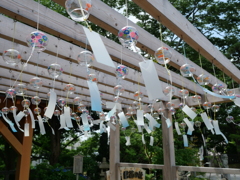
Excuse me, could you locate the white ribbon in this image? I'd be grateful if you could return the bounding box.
[144,123,152,134]
[37,115,46,135]
[24,123,30,137]
[201,112,213,130]
[182,105,197,120]
[137,110,145,126]
[125,136,131,146]
[212,120,228,143]
[1,113,17,132]
[175,122,182,135]
[150,136,154,146]
[64,107,73,128]
[142,134,146,144]
[44,89,56,119]
[13,109,24,132]
[183,135,188,147]
[165,118,172,128]
[27,108,35,129]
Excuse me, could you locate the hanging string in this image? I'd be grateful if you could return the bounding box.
[126,0,129,26]
[182,43,188,64]
[198,52,204,75]
[77,0,92,31]
[37,0,40,31]
[212,63,217,84]
[12,20,17,49]
[120,46,123,65]
[159,22,173,103]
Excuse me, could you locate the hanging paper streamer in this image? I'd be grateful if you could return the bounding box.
[24,123,30,137]
[107,121,116,131]
[150,136,154,146]
[175,122,182,135]
[234,98,240,107]
[118,112,129,128]
[144,113,161,130]
[84,131,88,137]
[134,121,143,132]
[201,112,214,130]
[139,61,164,100]
[99,121,104,134]
[201,133,206,147]
[199,146,204,161]
[106,104,116,121]
[44,89,56,119]
[165,118,172,128]
[37,115,46,135]
[144,123,152,134]
[83,27,116,68]
[187,121,194,135]
[1,113,17,132]
[106,102,122,110]
[23,44,35,67]
[64,106,73,128]
[87,81,102,112]
[183,118,195,132]
[81,113,90,131]
[182,105,197,120]
[142,134,146,144]
[183,135,188,147]
[13,109,24,132]
[212,120,228,143]
[137,110,144,126]
[49,125,55,135]
[16,111,25,122]
[27,108,35,129]
[59,114,67,130]
[125,136,131,146]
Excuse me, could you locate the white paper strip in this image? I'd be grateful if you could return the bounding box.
[106,102,122,110]
[182,105,197,120]
[81,113,90,131]
[165,118,172,128]
[199,146,204,161]
[183,135,188,147]
[27,108,35,129]
[234,98,240,107]
[213,120,228,143]
[24,123,29,137]
[64,107,73,128]
[107,122,116,131]
[139,60,164,100]
[16,111,25,122]
[118,112,129,128]
[49,125,55,135]
[201,112,213,130]
[134,120,143,133]
[102,124,107,133]
[144,123,152,134]
[187,121,194,135]
[175,122,182,135]
[1,113,17,132]
[13,109,24,132]
[99,121,104,134]
[125,136,131,146]
[84,131,88,137]
[142,134,146,144]
[83,27,115,68]
[183,118,195,131]
[106,105,116,121]
[201,133,206,147]
[37,115,46,135]
[144,113,160,129]
[150,136,154,146]
[137,110,145,126]
[87,81,102,112]
[44,89,56,118]
[59,114,66,129]
[210,128,215,135]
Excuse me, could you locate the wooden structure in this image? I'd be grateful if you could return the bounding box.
[0,0,240,179]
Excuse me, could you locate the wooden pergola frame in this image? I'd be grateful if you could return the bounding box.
[0,0,240,179]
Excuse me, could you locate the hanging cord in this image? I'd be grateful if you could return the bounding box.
[37,0,40,31]
[77,0,92,31]
[159,22,173,103]
[125,0,128,26]
[52,39,60,90]
[212,63,217,84]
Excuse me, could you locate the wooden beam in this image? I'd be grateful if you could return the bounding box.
[118,163,164,169]
[0,121,22,155]
[52,0,224,87]
[132,0,240,84]
[161,108,176,180]
[0,0,206,96]
[176,166,240,174]
[15,116,33,180]
[109,124,120,180]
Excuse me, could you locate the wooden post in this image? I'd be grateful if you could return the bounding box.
[109,124,120,180]
[15,115,33,180]
[161,109,177,180]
